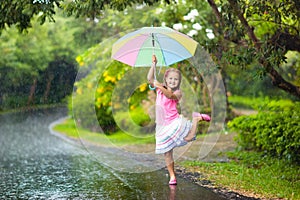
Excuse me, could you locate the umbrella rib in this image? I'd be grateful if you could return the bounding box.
[152,34,167,66]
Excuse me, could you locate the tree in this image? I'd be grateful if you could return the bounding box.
[0,0,61,33]
[206,0,300,98]
[1,0,299,99]
[0,0,164,33]
[0,15,78,110]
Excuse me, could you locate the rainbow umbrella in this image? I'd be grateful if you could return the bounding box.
[111,26,198,67]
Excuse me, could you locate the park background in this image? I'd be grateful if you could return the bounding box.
[0,0,299,199]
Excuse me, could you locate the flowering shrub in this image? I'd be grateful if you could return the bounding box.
[71,41,151,134]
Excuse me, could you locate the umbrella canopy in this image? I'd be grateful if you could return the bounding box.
[111,26,198,67]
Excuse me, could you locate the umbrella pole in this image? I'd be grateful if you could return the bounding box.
[149,33,157,90]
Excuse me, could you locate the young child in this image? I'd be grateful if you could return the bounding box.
[147,55,211,185]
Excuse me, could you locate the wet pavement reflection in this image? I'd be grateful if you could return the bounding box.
[0,107,226,199]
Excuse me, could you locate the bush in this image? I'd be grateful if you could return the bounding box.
[71,40,151,134]
[228,101,300,163]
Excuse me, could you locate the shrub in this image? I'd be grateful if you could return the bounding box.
[228,101,300,163]
[71,40,150,134]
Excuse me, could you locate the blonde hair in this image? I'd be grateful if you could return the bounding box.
[163,68,182,91]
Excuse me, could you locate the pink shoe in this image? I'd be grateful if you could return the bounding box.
[169,179,177,185]
[192,112,211,122]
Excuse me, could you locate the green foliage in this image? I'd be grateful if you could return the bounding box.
[0,0,164,33]
[0,15,78,110]
[129,106,151,127]
[0,0,61,33]
[216,0,300,98]
[228,95,294,109]
[95,62,131,133]
[228,101,300,163]
[62,0,161,18]
[158,0,215,45]
[72,27,152,133]
[2,0,300,99]
[114,107,153,136]
[72,39,115,132]
[226,60,298,99]
[182,150,300,199]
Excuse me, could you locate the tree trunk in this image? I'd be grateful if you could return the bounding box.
[27,78,37,107]
[43,74,54,103]
[268,66,300,97]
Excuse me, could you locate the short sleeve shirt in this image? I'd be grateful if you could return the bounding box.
[155,88,179,125]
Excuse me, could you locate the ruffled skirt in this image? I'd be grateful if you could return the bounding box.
[155,116,192,154]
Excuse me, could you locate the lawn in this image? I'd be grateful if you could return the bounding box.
[180,151,300,200]
[52,117,155,146]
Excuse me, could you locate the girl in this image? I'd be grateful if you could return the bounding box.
[147,55,211,185]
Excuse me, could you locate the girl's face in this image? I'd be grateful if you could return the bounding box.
[165,71,180,90]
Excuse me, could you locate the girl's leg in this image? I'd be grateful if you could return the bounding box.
[164,150,176,181]
[184,116,202,142]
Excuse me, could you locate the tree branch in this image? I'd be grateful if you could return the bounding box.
[207,0,300,98]
[227,0,261,49]
[269,66,300,97]
[207,0,224,26]
[270,31,300,52]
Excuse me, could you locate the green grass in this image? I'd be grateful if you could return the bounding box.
[52,118,155,146]
[180,151,300,200]
[228,95,294,110]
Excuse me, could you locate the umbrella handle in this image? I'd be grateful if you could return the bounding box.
[152,33,155,47]
[150,45,157,90]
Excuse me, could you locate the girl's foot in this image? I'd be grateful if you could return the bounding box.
[169,179,177,185]
[184,135,196,142]
[192,112,211,122]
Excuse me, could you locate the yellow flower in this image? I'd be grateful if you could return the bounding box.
[103,71,108,77]
[130,105,135,110]
[76,56,82,63]
[76,88,82,95]
[139,83,147,92]
[87,83,93,89]
[97,97,101,103]
[104,76,111,82]
[97,88,104,93]
[110,77,116,83]
[117,74,122,80]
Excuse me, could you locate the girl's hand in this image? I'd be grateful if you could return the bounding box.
[152,55,157,64]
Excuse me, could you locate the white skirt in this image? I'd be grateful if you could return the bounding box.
[155,116,192,154]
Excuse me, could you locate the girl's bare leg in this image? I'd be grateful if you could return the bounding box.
[184,116,202,142]
[164,150,176,181]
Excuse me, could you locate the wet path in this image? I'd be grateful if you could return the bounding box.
[0,107,226,199]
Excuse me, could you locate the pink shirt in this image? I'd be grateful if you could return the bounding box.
[156,88,180,125]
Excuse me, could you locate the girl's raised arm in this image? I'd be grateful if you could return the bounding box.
[147,55,157,85]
